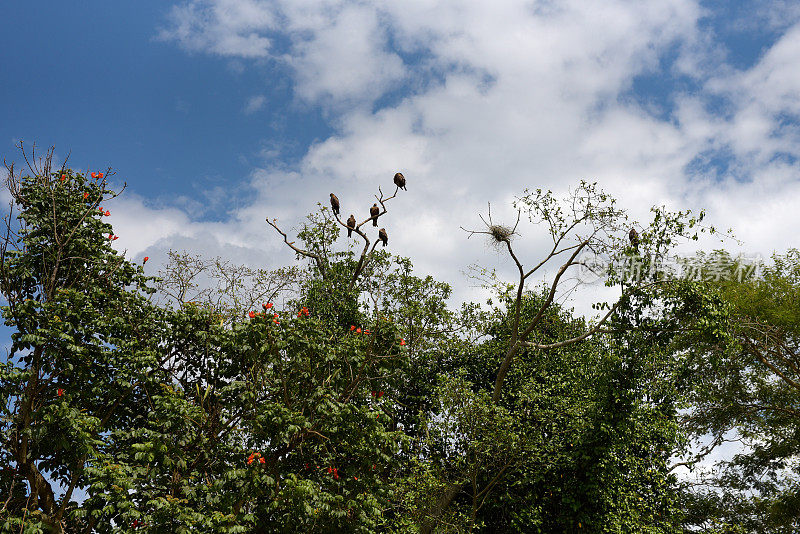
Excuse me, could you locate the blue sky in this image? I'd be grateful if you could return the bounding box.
[2,0,800,299]
[0,1,331,220]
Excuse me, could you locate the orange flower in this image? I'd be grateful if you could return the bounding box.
[83,192,89,199]
[143,256,149,263]
[350,325,356,331]
[91,172,97,178]
[356,328,362,334]
[98,172,104,178]
[263,302,273,310]
[364,330,370,335]
[258,457,265,464]
[104,210,110,217]
[57,388,64,397]
[249,311,256,319]
[353,476,358,481]
[400,339,406,346]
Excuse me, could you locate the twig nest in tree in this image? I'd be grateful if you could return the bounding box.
[488,224,513,243]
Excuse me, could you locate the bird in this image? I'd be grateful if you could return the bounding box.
[393,172,406,191]
[347,215,356,237]
[370,203,380,226]
[330,193,340,215]
[629,228,639,251]
[378,228,388,247]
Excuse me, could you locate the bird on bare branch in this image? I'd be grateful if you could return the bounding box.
[330,193,340,215]
[629,227,639,251]
[347,214,356,237]
[378,228,388,247]
[370,203,380,226]
[393,172,406,191]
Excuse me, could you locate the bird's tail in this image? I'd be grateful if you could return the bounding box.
[348,229,352,237]
[373,219,378,227]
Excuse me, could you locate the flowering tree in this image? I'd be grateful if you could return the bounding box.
[0,148,410,532]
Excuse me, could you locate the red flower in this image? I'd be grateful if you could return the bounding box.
[263,302,273,310]
[258,457,265,464]
[132,520,141,528]
[143,256,149,263]
[57,388,64,397]
[91,172,97,179]
[378,391,384,398]
[350,325,356,331]
[333,468,339,480]
[108,234,114,240]
[371,391,376,397]
[247,457,254,465]
[327,467,333,474]
[364,329,370,335]
[249,311,256,319]
[356,328,362,334]
[83,192,89,199]
[104,210,110,217]
[99,207,104,213]
[353,476,358,481]
[59,176,66,182]
[112,236,119,241]
[98,172,104,178]
[400,339,406,346]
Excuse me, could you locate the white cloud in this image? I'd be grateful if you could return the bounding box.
[142,0,800,312]
[243,94,267,114]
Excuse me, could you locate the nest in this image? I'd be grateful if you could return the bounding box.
[488,224,514,244]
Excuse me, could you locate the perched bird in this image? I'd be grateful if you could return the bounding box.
[393,172,406,191]
[378,228,388,247]
[370,203,380,226]
[330,193,340,215]
[347,215,356,237]
[629,228,639,251]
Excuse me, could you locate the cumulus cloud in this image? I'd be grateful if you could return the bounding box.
[139,0,800,311]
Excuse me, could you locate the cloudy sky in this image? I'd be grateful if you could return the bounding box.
[2,0,800,308]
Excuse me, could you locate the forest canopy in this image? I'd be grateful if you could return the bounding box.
[1,150,798,533]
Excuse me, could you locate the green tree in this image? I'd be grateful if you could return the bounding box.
[679,250,800,533]
[0,150,411,532]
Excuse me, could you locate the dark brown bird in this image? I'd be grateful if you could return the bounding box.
[629,228,639,251]
[378,228,388,247]
[393,172,406,191]
[330,193,340,215]
[347,214,356,237]
[370,203,380,226]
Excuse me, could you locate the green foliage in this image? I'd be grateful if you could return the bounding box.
[3,156,790,533]
[401,291,687,533]
[679,250,800,532]
[0,164,411,532]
